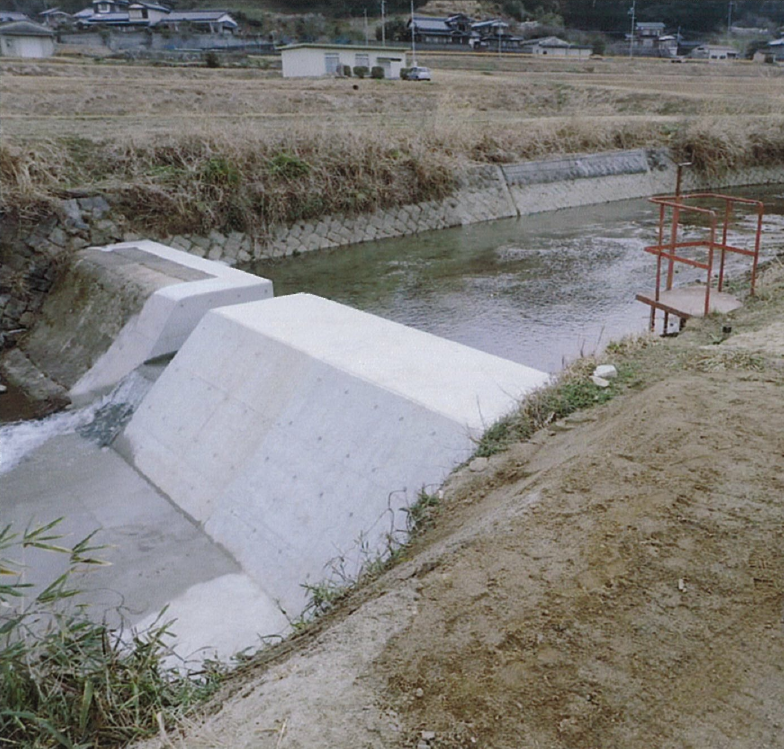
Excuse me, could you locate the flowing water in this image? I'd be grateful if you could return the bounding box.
[252,187,784,374]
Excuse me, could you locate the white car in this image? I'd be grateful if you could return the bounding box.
[407,66,432,81]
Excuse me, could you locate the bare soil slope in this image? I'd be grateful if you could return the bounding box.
[140,260,784,749]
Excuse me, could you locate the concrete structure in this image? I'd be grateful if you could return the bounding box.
[0,21,54,58]
[118,294,549,618]
[689,44,739,61]
[280,43,407,79]
[18,240,272,405]
[521,36,592,58]
[1,426,288,662]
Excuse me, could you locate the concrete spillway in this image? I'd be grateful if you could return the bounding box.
[4,243,548,658]
[117,293,549,619]
[12,240,273,405]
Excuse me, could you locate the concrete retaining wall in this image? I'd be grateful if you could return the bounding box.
[7,241,272,404]
[117,293,549,619]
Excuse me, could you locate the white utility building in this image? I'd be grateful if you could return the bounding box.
[0,20,55,57]
[280,43,408,78]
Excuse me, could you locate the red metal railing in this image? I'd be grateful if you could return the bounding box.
[642,192,764,328]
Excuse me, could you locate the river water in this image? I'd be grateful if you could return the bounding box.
[252,187,784,374]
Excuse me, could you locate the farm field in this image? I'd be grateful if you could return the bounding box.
[2,53,783,142]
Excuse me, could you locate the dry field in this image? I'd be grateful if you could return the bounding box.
[2,54,784,141]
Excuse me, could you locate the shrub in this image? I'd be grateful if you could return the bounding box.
[353,65,368,78]
[400,67,411,80]
[0,520,224,747]
[342,64,352,77]
[204,51,220,68]
[370,65,385,79]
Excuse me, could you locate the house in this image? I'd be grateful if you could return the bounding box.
[39,8,74,28]
[471,19,524,51]
[152,10,237,34]
[0,11,30,23]
[74,0,237,34]
[753,38,784,62]
[0,20,55,57]
[407,14,474,45]
[521,35,592,58]
[689,44,738,61]
[656,34,679,57]
[635,22,666,47]
[280,43,407,79]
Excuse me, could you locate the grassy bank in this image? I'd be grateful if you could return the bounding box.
[3,116,784,237]
[2,58,784,236]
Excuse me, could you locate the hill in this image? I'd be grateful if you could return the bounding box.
[4,0,784,34]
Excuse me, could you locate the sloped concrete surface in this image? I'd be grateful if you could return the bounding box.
[1,432,287,660]
[15,240,272,405]
[117,294,549,618]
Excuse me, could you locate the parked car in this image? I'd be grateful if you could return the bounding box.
[407,66,432,81]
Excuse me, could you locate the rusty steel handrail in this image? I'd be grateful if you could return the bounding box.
[645,198,718,316]
[651,192,764,295]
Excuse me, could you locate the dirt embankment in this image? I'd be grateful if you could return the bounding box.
[137,258,784,749]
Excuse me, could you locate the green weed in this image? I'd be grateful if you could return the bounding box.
[0,520,224,748]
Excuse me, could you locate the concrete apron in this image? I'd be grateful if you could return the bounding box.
[2,246,548,663]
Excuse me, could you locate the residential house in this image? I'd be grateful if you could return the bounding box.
[753,38,784,62]
[471,19,524,51]
[74,0,237,34]
[0,20,55,57]
[280,43,407,79]
[521,35,592,58]
[0,11,30,23]
[635,22,666,47]
[407,14,474,45]
[39,8,74,28]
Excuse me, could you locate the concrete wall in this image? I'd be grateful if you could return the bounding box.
[0,34,54,57]
[281,45,407,78]
[117,294,549,617]
[10,240,272,404]
[58,30,257,51]
[167,164,517,261]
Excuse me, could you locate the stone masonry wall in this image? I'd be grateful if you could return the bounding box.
[161,164,517,264]
[0,195,124,346]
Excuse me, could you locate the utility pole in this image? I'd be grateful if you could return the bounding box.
[410,0,417,65]
[381,0,386,47]
[364,8,369,45]
[727,0,735,39]
[628,0,636,58]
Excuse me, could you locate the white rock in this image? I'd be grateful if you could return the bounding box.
[0,383,7,394]
[421,732,437,741]
[591,375,610,388]
[593,364,618,380]
[469,456,489,472]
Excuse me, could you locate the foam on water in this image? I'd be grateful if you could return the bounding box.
[0,370,152,475]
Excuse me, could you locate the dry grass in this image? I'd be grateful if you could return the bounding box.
[2,56,784,234]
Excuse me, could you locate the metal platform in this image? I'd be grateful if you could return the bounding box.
[636,287,743,320]
[636,187,764,333]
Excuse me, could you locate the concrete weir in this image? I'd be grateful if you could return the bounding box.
[14,239,273,405]
[117,293,549,620]
[3,243,548,658]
